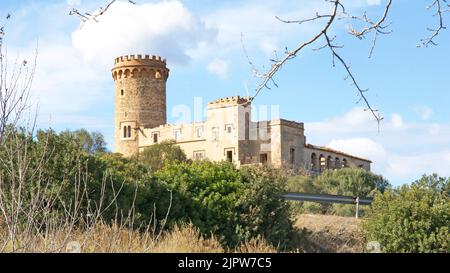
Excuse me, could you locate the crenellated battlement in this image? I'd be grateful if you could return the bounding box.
[114,54,167,66]
[112,54,169,81]
[207,96,251,108]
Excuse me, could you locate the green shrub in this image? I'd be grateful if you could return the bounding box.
[365,174,449,253]
[237,166,301,250]
[154,161,300,249]
[139,140,187,172]
[1,128,300,250]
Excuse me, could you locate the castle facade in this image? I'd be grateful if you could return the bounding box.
[112,54,371,173]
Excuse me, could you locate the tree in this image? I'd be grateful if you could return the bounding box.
[139,140,187,172]
[60,128,107,154]
[365,174,449,253]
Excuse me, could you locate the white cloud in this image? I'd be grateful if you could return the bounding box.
[201,1,326,60]
[414,105,433,120]
[207,58,229,79]
[305,108,450,185]
[328,138,387,161]
[67,0,81,6]
[391,113,405,130]
[72,1,216,66]
[366,0,381,6]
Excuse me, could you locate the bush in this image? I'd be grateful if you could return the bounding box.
[1,128,300,251]
[139,140,187,172]
[154,160,244,246]
[286,168,389,217]
[365,174,449,253]
[237,166,301,250]
[154,161,301,249]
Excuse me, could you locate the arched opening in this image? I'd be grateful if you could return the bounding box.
[319,154,326,172]
[342,158,348,168]
[311,153,318,171]
[131,68,139,78]
[335,157,341,169]
[120,89,124,96]
[123,126,127,138]
[124,69,130,78]
[327,156,333,170]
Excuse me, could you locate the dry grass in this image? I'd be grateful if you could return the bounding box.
[295,214,366,253]
[0,221,277,253]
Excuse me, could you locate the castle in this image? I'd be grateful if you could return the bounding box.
[112,54,371,173]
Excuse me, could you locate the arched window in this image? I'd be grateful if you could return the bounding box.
[127,126,131,138]
[327,156,333,169]
[319,155,326,172]
[342,159,348,168]
[311,153,318,171]
[121,89,124,96]
[123,126,127,138]
[335,158,341,169]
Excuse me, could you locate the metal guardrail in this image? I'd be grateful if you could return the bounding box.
[284,192,373,205]
[283,192,373,218]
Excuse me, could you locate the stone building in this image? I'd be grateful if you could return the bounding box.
[112,54,371,174]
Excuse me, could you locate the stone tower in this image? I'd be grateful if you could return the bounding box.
[112,54,169,157]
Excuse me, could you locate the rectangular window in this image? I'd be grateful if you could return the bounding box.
[196,127,203,138]
[260,153,268,164]
[173,129,181,141]
[212,127,219,141]
[153,133,158,143]
[245,112,250,140]
[225,124,233,134]
[193,151,205,161]
[226,150,233,162]
[290,148,295,165]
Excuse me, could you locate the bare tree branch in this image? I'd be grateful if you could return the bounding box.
[69,0,136,25]
[419,0,450,47]
[243,0,384,124]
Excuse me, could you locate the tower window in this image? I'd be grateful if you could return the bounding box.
[121,89,124,96]
[127,126,131,138]
[123,126,127,138]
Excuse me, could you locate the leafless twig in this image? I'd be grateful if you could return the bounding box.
[244,0,384,124]
[69,0,136,25]
[419,0,450,47]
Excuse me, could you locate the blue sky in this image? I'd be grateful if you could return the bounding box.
[1,0,449,185]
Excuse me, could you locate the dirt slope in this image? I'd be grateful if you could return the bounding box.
[295,214,366,253]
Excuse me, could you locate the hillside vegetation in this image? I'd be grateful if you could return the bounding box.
[0,128,448,253]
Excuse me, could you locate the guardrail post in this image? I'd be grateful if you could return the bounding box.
[355,197,359,219]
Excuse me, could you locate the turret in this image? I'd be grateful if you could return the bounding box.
[112,54,170,157]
